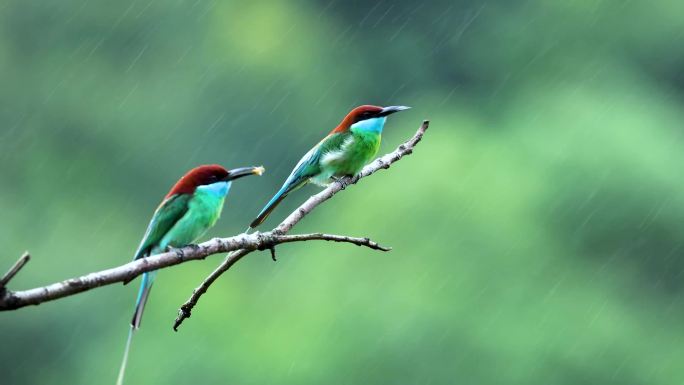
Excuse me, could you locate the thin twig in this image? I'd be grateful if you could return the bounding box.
[173,120,429,330]
[276,233,391,251]
[173,249,247,331]
[0,252,31,289]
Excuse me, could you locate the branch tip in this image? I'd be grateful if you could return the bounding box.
[0,252,31,289]
[173,303,193,332]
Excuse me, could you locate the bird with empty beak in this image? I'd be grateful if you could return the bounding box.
[249,105,410,229]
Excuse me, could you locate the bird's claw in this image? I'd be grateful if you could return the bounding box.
[167,243,200,252]
[167,244,200,261]
[332,176,351,190]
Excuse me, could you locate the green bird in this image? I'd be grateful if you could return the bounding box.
[117,164,263,385]
[249,105,410,229]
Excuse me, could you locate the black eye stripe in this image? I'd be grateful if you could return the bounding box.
[355,110,378,123]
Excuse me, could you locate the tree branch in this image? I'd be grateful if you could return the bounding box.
[0,119,429,326]
[173,120,429,330]
[0,233,389,311]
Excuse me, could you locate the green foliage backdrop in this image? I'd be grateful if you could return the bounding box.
[2,1,684,384]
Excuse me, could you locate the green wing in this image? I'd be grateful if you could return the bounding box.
[281,132,348,192]
[317,131,348,154]
[249,132,348,228]
[133,194,191,260]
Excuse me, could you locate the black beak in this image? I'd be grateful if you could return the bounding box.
[378,105,411,117]
[224,166,265,181]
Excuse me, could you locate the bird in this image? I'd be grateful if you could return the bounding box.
[249,105,409,229]
[116,164,264,385]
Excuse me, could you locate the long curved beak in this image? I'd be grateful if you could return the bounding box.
[224,166,265,181]
[378,105,411,117]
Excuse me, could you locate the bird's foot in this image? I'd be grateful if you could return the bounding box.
[168,243,200,252]
[166,245,184,259]
[332,176,351,190]
[167,244,200,260]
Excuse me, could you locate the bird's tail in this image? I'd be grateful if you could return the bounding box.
[249,186,290,228]
[131,271,156,329]
[117,271,155,384]
[116,326,135,385]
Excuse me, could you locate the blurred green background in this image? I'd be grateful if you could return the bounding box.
[2,0,684,384]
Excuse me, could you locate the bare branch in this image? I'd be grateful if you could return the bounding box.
[0,232,389,311]
[173,249,247,331]
[173,120,429,330]
[0,252,31,289]
[171,233,392,331]
[275,233,391,251]
[0,119,428,325]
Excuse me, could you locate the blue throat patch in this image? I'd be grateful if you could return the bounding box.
[196,181,231,197]
[351,117,387,134]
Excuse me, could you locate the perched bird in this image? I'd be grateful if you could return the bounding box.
[117,164,263,385]
[249,105,409,229]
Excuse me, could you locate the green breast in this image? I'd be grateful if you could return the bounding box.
[344,130,381,175]
[320,130,381,178]
[158,188,226,250]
